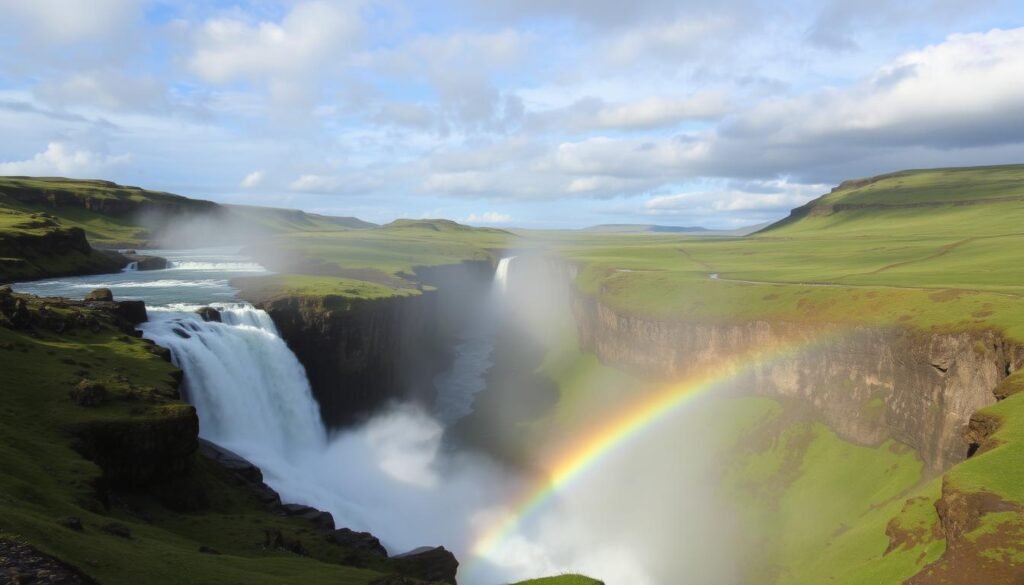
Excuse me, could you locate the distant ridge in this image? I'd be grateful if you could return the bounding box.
[583,223,770,236]
[757,163,1024,234]
[583,224,710,233]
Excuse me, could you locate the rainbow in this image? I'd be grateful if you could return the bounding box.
[470,331,842,560]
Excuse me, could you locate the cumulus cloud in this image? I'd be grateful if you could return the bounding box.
[0,141,129,177]
[369,29,528,132]
[188,1,363,106]
[240,170,265,189]
[0,0,141,44]
[463,211,512,224]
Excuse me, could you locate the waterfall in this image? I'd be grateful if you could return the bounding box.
[139,304,326,455]
[122,261,138,272]
[432,258,516,424]
[494,256,514,297]
[139,301,513,565]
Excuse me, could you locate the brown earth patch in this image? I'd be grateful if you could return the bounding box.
[884,497,944,555]
[907,487,1024,584]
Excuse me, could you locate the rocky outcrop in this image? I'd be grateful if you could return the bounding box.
[0,225,125,283]
[194,306,221,322]
[123,253,168,271]
[85,288,113,302]
[249,292,442,426]
[198,438,459,582]
[572,294,1024,471]
[69,403,199,489]
[391,547,459,585]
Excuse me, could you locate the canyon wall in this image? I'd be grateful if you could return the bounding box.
[572,293,1024,471]
[250,260,494,428]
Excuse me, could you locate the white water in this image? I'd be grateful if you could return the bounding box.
[494,256,513,296]
[122,261,138,272]
[140,305,325,454]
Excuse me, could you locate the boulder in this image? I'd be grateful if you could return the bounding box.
[70,379,108,407]
[85,288,113,302]
[116,301,148,325]
[391,546,459,585]
[327,528,387,558]
[195,307,222,323]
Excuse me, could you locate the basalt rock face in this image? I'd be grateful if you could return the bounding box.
[70,404,199,489]
[252,292,443,428]
[572,294,1024,471]
[249,261,493,428]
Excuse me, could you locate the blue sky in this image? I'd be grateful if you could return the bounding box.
[1,0,1023,228]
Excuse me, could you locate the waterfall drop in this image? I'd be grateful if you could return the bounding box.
[140,304,326,455]
[493,256,514,297]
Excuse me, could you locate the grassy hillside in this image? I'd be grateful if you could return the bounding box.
[0,292,444,584]
[554,165,1024,338]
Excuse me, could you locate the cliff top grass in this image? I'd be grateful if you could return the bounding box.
[547,163,1024,341]
[242,220,513,300]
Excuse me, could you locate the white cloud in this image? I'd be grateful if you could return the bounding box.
[0,141,129,177]
[0,0,140,44]
[240,170,265,189]
[188,1,362,105]
[726,27,1024,150]
[529,91,729,133]
[464,211,512,224]
[35,69,167,112]
[606,16,737,65]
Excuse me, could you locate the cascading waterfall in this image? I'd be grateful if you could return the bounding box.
[133,266,520,574]
[122,261,138,272]
[493,256,513,297]
[140,304,325,454]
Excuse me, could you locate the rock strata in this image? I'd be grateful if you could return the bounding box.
[572,293,1024,471]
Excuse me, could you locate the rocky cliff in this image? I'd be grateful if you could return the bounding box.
[0,223,125,283]
[247,260,494,428]
[572,293,1024,471]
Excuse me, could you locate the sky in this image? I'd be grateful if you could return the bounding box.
[1,1,1023,229]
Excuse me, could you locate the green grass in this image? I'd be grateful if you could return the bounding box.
[512,575,603,585]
